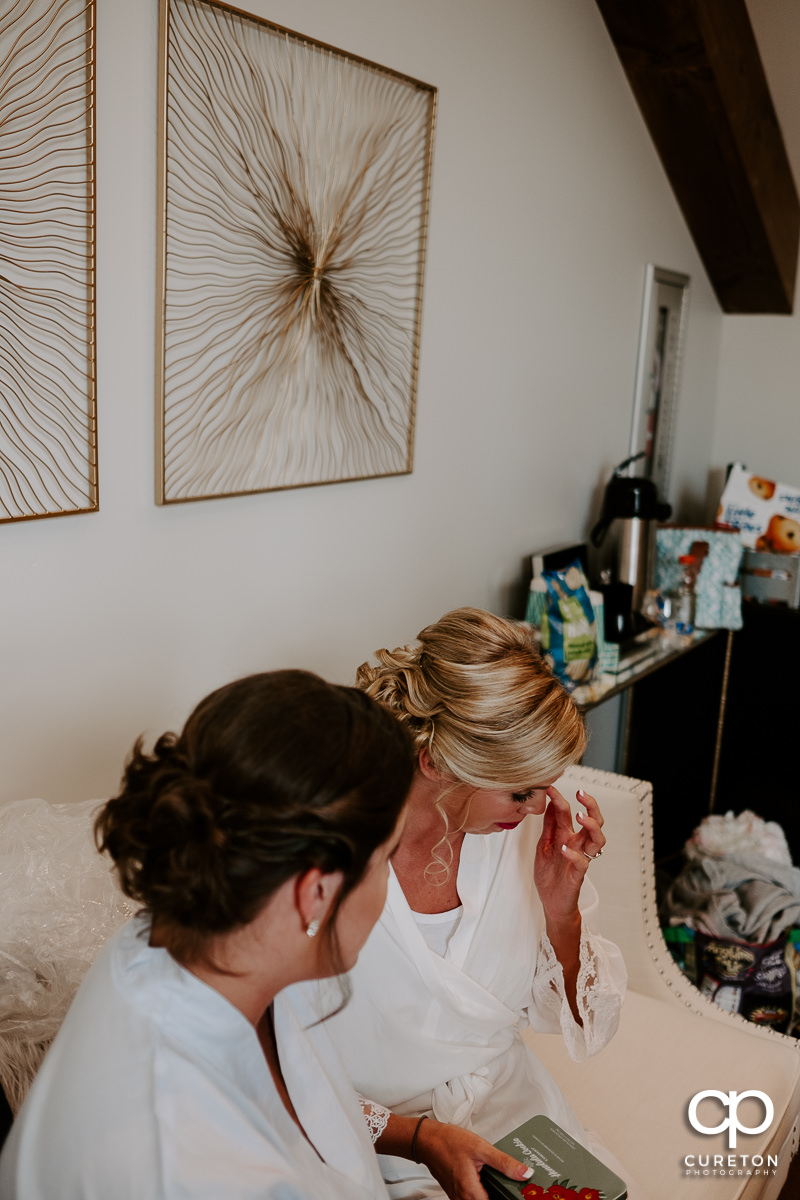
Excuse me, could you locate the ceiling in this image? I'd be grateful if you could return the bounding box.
[595,0,800,313]
[746,0,800,193]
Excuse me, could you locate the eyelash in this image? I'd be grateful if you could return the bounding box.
[512,790,535,803]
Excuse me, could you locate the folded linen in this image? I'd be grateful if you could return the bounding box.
[661,851,800,944]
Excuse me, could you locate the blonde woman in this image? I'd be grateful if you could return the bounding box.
[293,609,628,1200]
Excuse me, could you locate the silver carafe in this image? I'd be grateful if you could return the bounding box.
[591,458,671,635]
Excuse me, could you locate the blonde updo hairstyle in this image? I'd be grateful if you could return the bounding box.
[356,607,586,794]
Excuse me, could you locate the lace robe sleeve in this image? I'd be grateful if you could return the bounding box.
[528,923,626,1061]
[358,1095,391,1143]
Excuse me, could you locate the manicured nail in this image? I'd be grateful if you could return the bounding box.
[561,843,568,853]
[522,1167,534,1178]
[576,811,585,823]
[577,788,586,797]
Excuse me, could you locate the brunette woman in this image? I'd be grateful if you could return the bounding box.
[0,669,532,1200]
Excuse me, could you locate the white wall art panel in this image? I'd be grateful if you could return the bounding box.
[157,0,436,503]
[0,0,97,522]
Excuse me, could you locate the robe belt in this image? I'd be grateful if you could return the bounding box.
[430,1066,493,1128]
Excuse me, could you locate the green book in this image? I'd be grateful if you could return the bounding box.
[480,1115,627,1200]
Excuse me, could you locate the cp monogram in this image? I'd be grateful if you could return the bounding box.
[688,1090,774,1149]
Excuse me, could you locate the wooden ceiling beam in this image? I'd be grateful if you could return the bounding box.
[595,0,800,313]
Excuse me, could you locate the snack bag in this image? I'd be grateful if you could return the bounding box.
[539,559,597,690]
[693,932,794,1034]
[716,463,800,553]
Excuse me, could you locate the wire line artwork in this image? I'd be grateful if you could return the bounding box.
[157,0,436,503]
[0,0,97,523]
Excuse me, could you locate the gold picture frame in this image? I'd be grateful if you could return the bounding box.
[156,0,437,504]
[0,0,97,523]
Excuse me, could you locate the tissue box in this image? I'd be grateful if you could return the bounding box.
[655,526,744,629]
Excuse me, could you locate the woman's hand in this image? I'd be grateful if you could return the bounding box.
[533,786,605,926]
[415,1116,533,1200]
[532,786,605,1023]
[372,1112,532,1200]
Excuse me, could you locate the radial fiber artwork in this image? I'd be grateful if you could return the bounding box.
[0,0,97,522]
[157,0,436,503]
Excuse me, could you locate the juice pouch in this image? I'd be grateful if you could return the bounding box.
[539,559,597,690]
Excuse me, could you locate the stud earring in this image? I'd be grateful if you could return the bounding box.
[306,918,321,938]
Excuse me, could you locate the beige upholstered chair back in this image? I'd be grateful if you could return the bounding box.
[525,764,800,1200]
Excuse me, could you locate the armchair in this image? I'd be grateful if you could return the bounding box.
[525,764,800,1199]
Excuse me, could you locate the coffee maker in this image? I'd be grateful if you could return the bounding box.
[590,454,672,640]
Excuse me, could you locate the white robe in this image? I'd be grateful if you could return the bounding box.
[0,916,389,1200]
[293,814,627,1199]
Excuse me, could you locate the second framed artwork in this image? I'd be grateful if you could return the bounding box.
[628,264,690,505]
[156,0,437,504]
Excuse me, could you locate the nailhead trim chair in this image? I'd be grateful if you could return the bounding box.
[524,765,800,1200]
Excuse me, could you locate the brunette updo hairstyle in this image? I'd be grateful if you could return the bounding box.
[356,607,586,790]
[95,670,414,970]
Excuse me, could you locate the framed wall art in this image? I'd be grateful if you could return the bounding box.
[0,0,97,523]
[156,0,437,504]
[628,264,690,505]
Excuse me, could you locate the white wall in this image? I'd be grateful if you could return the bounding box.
[712,0,800,493]
[714,315,800,492]
[0,0,723,807]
